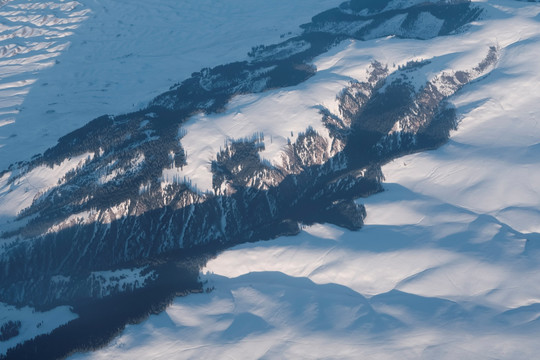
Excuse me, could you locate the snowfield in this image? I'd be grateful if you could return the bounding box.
[2,0,540,358]
[0,0,345,171]
[71,0,540,359]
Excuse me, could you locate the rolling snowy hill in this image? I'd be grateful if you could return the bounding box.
[1,0,540,359]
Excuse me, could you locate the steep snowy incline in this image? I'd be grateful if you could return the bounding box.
[0,0,345,171]
[71,1,540,359]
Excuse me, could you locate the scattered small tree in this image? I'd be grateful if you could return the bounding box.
[0,320,22,342]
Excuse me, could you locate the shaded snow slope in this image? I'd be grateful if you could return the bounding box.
[72,0,540,359]
[0,0,344,171]
[0,302,77,356]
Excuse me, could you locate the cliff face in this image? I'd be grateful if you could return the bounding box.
[0,0,490,309]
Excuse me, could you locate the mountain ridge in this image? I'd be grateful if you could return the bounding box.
[3,0,538,358]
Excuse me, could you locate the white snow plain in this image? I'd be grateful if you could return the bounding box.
[71,0,540,359]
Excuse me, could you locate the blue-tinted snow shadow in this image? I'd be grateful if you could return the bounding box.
[370,289,497,328]
[496,302,540,331]
[195,271,526,343]
[362,183,538,260]
[204,271,403,339]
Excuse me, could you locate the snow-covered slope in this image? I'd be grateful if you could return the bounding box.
[0,0,486,312]
[2,0,540,358]
[69,1,540,359]
[0,302,77,356]
[0,0,352,354]
[0,0,344,171]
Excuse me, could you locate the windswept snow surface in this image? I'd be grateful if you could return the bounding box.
[72,1,540,359]
[0,0,345,171]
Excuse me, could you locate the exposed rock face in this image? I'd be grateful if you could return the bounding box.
[0,1,491,310]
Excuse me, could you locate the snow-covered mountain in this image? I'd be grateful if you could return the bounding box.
[1,0,540,358]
